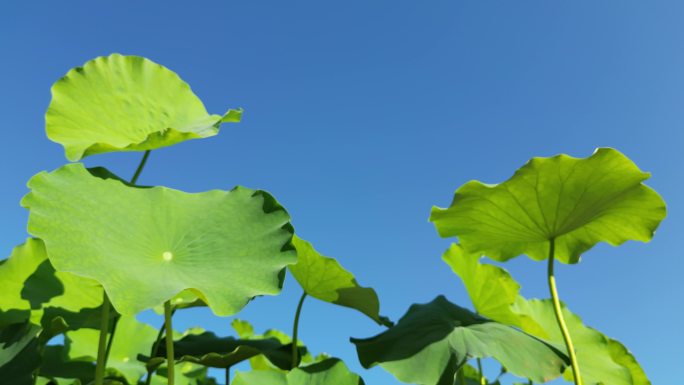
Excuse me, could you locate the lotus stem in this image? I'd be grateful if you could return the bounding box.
[130,150,151,185]
[226,366,230,385]
[144,307,176,385]
[164,300,175,385]
[94,293,111,385]
[547,238,583,385]
[291,292,307,368]
[476,358,485,385]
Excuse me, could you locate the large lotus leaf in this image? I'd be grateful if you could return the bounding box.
[46,54,242,161]
[150,331,299,370]
[430,148,666,263]
[0,239,103,330]
[350,296,568,385]
[22,163,296,315]
[233,358,364,385]
[231,319,320,372]
[448,245,650,385]
[289,236,391,326]
[63,315,157,383]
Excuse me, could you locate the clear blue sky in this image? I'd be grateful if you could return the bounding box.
[1,2,681,384]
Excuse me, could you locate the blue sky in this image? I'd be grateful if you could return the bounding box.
[1,1,682,384]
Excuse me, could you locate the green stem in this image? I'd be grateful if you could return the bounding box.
[164,301,175,385]
[144,307,177,385]
[130,150,151,185]
[291,292,307,368]
[225,366,230,385]
[476,358,485,385]
[456,366,466,385]
[528,379,533,385]
[104,314,120,365]
[94,293,111,385]
[547,238,583,385]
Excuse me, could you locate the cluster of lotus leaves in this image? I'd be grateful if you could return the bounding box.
[443,243,650,385]
[15,53,301,317]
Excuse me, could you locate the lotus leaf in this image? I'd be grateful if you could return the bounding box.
[151,331,301,370]
[0,239,104,329]
[0,321,42,384]
[65,315,157,383]
[444,244,649,385]
[232,358,364,385]
[231,319,319,372]
[351,296,568,385]
[46,54,242,161]
[430,148,666,263]
[289,236,391,326]
[22,163,296,315]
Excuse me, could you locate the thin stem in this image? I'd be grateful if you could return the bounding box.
[130,150,151,185]
[104,314,120,366]
[94,293,111,385]
[476,358,485,385]
[291,292,307,368]
[456,366,466,385]
[144,307,177,385]
[164,301,175,385]
[547,238,583,385]
[528,379,533,385]
[225,366,230,385]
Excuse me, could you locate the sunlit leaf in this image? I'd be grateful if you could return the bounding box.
[0,239,104,330]
[64,315,157,383]
[289,236,391,326]
[46,54,242,161]
[350,296,568,384]
[22,163,296,315]
[430,148,666,263]
[446,245,650,385]
[232,358,364,385]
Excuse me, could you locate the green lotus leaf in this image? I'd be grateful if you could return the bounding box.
[149,360,210,385]
[231,319,318,372]
[46,54,242,161]
[430,148,666,263]
[0,239,104,330]
[289,236,391,326]
[232,358,364,385]
[62,315,156,383]
[350,296,568,385]
[150,331,301,370]
[446,245,650,385]
[442,244,546,336]
[22,163,296,315]
[0,321,42,384]
[515,299,649,385]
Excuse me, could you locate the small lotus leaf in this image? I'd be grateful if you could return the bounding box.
[22,163,296,315]
[0,239,103,329]
[445,244,650,385]
[65,315,157,383]
[232,358,364,385]
[46,54,242,161]
[231,319,319,372]
[0,321,42,384]
[430,148,666,263]
[289,236,391,326]
[151,331,300,369]
[350,296,568,384]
